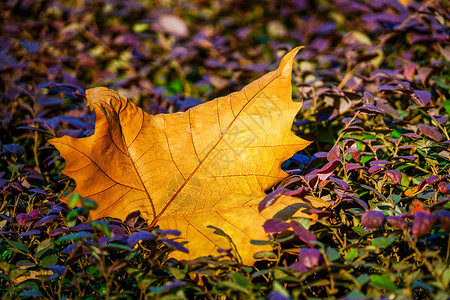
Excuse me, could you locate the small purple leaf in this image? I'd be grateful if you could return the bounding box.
[412,90,431,106]
[361,210,386,229]
[160,238,189,253]
[19,230,41,237]
[290,221,316,247]
[327,146,341,162]
[34,215,60,228]
[259,188,289,212]
[435,211,450,231]
[263,219,291,234]
[386,216,409,230]
[418,124,443,142]
[412,212,437,236]
[369,160,392,166]
[402,133,422,139]
[386,170,402,184]
[298,248,322,269]
[156,229,181,236]
[391,156,416,161]
[316,159,341,181]
[16,213,32,226]
[357,104,385,115]
[128,231,157,247]
[345,163,367,173]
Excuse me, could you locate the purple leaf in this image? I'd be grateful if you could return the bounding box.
[160,238,189,253]
[347,147,361,162]
[263,219,291,234]
[289,261,308,273]
[418,124,443,142]
[269,291,290,300]
[342,125,364,134]
[34,215,60,228]
[435,211,450,231]
[344,163,367,173]
[126,232,156,248]
[330,176,349,189]
[437,182,449,194]
[0,215,13,222]
[290,221,316,247]
[369,160,392,166]
[316,159,341,181]
[342,118,362,125]
[411,212,437,236]
[357,104,385,115]
[16,213,32,226]
[8,182,23,192]
[2,144,25,156]
[259,188,289,212]
[343,196,369,210]
[386,216,409,230]
[156,229,181,236]
[402,133,422,139]
[392,156,416,161]
[368,165,385,174]
[48,265,67,277]
[49,228,69,237]
[361,210,386,229]
[19,230,41,237]
[433,115,447,125]
[29,188,47,195]
[311,152,328,159]
[327,146,341,162]
[124,210,141,228]
[71,223,93,231]
[412,90,431,106]
[298,248,322,269]
[284,186,310,198]
[386,170,402,184]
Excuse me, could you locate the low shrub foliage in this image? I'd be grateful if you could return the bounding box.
[0,0,448,299]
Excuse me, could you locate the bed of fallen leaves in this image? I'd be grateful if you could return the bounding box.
[0,0,449,299]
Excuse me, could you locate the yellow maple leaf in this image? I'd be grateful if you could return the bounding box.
[50,47,327,264]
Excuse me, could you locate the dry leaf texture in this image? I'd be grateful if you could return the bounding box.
[50,47,320,264]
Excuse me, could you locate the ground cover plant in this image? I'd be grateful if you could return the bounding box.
[0,0,449,299]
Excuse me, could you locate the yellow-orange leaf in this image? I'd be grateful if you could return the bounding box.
[50,47,324,264]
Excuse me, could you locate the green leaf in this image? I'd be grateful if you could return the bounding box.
[250,240,274,246]
[220,281,250,294]
[357,273,370,285]
[232,272,251,288]
[253,251,278,260]
[40,255,58,267]
[57,232,94,243]
[7,241,30,254]
[372,236,396,249]
[387,194,401,204]
[100,243,132,252]
[346,248,359,261]
[352,226,366,236]
[81,198,98,210]
[370,274,398,291]
[68,193,81,209]
[361,184,387,201]
[325,248,341,262]
[361,155,374,164]
[167,266,185,280]
[35,238,55,258]
[442,268,450,287]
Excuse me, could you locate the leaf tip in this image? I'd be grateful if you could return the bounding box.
[279,46,304,78]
